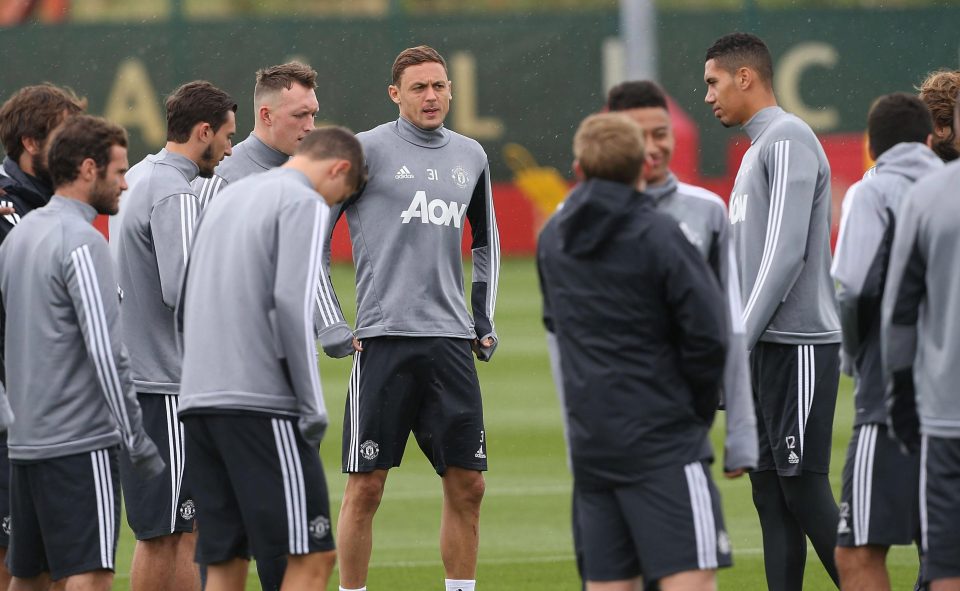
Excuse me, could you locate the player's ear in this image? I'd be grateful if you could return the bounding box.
[448,80,453,100]
[21,136,41,157]
[194,121,212,144]
[388,85,401,106]
[331,159,351,179]
[79,157,98,182]
[737,67,752,90]
[572,159,584,182]
[259,104,272,126]
[924,133,933,150]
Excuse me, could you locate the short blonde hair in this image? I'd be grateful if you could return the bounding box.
[573,113,645,185]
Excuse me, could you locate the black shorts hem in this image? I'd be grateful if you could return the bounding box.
[435,461,488,475]
[134,525,193,541]
[836,535,915,548]
[290,542,337,555]
[50,561,114,582]
[196,550,251,567]
[644,560,731,584]
[926,560,960,583]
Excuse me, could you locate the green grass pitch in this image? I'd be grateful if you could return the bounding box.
[109,258,921,589]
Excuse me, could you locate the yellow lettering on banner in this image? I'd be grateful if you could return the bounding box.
[450,51,504,140]
[775,42,840,132]
[104,58,165,146]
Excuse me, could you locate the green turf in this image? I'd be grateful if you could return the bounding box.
[110,257,920,589]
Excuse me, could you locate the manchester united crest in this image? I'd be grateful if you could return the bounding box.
[451,165,470,189]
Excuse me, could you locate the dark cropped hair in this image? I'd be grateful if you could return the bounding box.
[705,32,774,85]
[867,92,933,159]
[391,45,447,86]
[607,80,669,112]
[47,115,127,187]
[0,84,86,159]
[296,126,367,191]
[165,81,237,143]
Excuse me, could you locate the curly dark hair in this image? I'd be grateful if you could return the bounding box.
[0,84,86,159]
[165,81,237,143]
[47,115,127,188]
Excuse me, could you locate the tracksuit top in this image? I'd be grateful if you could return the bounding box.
[115,150,201,395]
[729,106,840,349]
[832,143,942,427]
[0,157,52,245]
[647,173,757,472]
[537,179,728,485]
[329,117,499,357]
[882,159,960,439]
[193,132,288,208]
[178,169,329,441]
[192,133,355,359]
[0,196,159,463]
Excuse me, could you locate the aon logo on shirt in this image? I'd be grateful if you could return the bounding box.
[400,190,468,228]
[729,193,748,224]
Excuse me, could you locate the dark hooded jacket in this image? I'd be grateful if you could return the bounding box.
[537,178,728,485]
[0,156,54,245]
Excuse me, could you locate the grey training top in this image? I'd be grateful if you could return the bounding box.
[0,196,160,464]
[882,159,960,439]
[178,168,330,444]
[729,106,840,349]
[192,133,355,358]
[329,117,499,358]
[647,173,758,472]
[832,143,942,426]
[115,150,200,395]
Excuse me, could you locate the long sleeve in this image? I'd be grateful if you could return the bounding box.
[881,195,926,449]
[661,226,729,423]
[313,201,354,358]
[274,198,329,447]
[150,192,200,308]
[0,298,11,431]
[832,181,892,360]
[742,140,819,349]
[717,226,758,472]
[466,164,500,361]
[65,240,164,477]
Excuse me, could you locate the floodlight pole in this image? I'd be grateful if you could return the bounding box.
[619,0,658,82]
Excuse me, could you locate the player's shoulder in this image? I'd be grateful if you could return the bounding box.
[907,159,960,208]
[675,182,726,211]
[357,121,395,145]
[444,128,486,155]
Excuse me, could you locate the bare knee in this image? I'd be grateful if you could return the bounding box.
[443,468,485,510]
[63,569,113,591]
[659,569,716,591]
[343,472,387,515]
[836,545,887,570]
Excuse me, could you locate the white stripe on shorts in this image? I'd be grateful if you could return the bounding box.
[165,395,185,533]
[797,345,815,456]
[684,462,718,570]
[852,424,878,545]
[272,418,308,554]
[90,449,115,570]
[347,350,361,472]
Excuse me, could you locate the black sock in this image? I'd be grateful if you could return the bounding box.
[256,556,288,591]
[751,471,807,591]
[780,471,840,587]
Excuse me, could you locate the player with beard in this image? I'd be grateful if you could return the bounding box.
[917,69,960,162]
[0,84,85,243]
[0,114,164,591]
[704,33,841,590]
[114,81,236,591]
[0,82,85,589]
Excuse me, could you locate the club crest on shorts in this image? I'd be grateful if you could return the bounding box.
[179,499,196,521]
[451,165,470,189]
[717,530,731,555]
[1,515,10,535]
[360,440,380,461]
[837,502,851,534]
[309,515,331,540]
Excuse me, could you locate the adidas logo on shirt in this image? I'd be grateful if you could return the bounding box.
[395,166,415,180]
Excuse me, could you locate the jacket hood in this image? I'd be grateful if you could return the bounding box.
[876,142,943,183]
[557,178,643,256]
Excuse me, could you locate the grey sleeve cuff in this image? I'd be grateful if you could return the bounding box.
[298,414,328,449]
[128,431,166,480]
[0,389,13,433]
[317,323,355,359]
[475,332,498,362]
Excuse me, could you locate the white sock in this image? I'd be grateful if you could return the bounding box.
[340,587,366,591]
[445,579,475,591]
